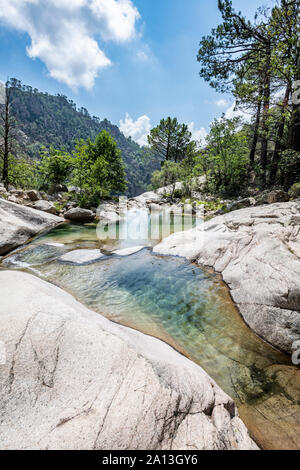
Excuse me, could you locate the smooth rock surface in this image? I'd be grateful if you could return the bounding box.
[112,246,146,256]
[0,271,257,450]
[64,208,95,222]
[0,198,63,256]
[134,191,161,204]
[156,176,207,197]
[33,200,57,215]
[59,249,105,265]
[228,198,256,211]
[98,210,121,224]
[154,201,300,353]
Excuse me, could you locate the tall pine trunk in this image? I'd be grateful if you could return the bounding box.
[2,87,10,190]
[289,58,300,152]
[249,94,262,168]
[269,84,291,186]
[260,42,271,188]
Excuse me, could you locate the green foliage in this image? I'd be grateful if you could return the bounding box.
[0,130,127,210]
[289,182,300,199]
[0,155,39,189]
[148,117,193,163]
[195,199,226,212]
[38,147,73,190]
[198,117,249,196]
[89,131,127,194]
[71,131,127,208]
[7,80,161,196]
[197,0,300,189]
[279,149,300,189]
[151,161,185,200]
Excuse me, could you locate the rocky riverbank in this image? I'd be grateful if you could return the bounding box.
[0,198,63,256]
[154,201,300,354]
[0,271,257,450]
[1,184,299,449]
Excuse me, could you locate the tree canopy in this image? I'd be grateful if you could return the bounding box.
[197,0,300,189]
[148,117,194,164]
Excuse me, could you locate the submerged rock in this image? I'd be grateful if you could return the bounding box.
[59,249,105,265]
[0,198,63,256]
[0,271,257,450]
[154,201,300,354]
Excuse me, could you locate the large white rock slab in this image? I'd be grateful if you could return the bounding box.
[0,198,63,256]
[0,271,257,450]
[59,249,105,265]
[154,201,300,353]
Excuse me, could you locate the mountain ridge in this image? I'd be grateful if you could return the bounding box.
[3,79,160,196]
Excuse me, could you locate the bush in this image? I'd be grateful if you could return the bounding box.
[0,155,39,189]
[38,147,73,190]
[196,117,249,196]
[290,182,300,199]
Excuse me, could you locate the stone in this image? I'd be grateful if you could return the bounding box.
[166,204,185,215]
[65,202,77,210]
[0,198,63,256]
[64,207,95,222]
[59,249,105,265]
[0,186,8,197]
[49,183,68,195]
[0,271,257,450]
[149,203,161,212]
[9,189,26,199]
[228,198,256,212]
[100,211,121,223]
[67,186,81,194]
[25,190,40,202]
[97,209,120,224]
[33,200,57,215]
[96,202,123,223]
[266,190,290,204]
[134,191,161,205]
[154,201,300,354]
[7,195,23,205]
[112,246,146,256]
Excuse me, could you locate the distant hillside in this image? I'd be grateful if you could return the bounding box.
[7,79,160,196]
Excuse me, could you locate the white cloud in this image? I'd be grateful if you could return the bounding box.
[0,0,140,89]
[89,0,140,42]
[215,98,229,108]
[136,50,149,62]
[119,112,151,146]
[0,81,5,105]
[188,122,207,146]
[120,115,208,148]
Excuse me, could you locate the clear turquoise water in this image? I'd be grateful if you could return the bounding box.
[2,216,300,449]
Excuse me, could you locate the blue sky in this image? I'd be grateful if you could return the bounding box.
[0,0,271,145]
